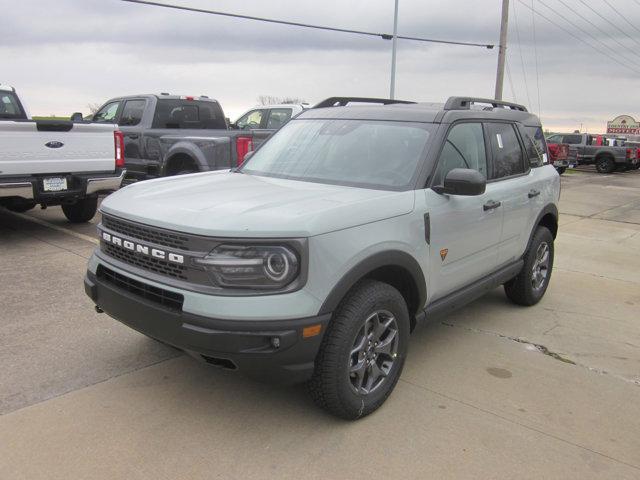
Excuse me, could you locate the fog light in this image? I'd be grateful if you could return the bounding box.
[271,337,281,349]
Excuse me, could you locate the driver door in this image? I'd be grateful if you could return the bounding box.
[426,122,503,301]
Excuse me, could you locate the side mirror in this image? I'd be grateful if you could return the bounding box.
[70,112,84,122]
[432,168,486,196]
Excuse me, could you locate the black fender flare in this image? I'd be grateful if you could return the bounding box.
[526,203,558,252]
[318,250,427,316]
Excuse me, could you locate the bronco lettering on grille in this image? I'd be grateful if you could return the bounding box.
[101,231,185,264]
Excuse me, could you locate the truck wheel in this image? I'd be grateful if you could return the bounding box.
[504,226,554,306]
[632,163,640,170]
[595,156,615,174]
[6,200,36,213]
[307,280,410,420]
[62,196,98,223]
[555,167,566,175]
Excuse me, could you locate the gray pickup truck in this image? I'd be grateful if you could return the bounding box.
[89,94,254,183]
[545,132,638,173]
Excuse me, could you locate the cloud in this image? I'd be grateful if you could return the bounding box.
[3,0,640,130]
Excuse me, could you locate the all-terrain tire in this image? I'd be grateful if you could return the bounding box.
[595,156,615,174]
[504,226,554,306]
[62,196,98,223]
[307,280,410,420]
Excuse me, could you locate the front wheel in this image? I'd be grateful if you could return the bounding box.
[504,226,554,306]
[62,196,98,223]
[307,280,410,420]
[555,166,566,175]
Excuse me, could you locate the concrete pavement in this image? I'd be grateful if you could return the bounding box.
[1,168,639,479]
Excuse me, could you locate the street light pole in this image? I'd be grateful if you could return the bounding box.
[494,0,509,100]
[389,0,399,99]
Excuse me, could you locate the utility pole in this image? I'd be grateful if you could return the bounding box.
[389,0,399,99]
[494,0,509,100]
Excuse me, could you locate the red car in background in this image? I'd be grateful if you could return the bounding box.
[546,142,575,174]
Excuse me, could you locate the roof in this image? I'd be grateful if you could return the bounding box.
[298,96,541,126]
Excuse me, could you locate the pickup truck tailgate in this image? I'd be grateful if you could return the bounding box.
[0,121,116,175]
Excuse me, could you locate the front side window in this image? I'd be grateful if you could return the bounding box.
[486,123,525,179]
[432,122,487,185]
[0,92,24,119]
[241,119,433,190]
[93,101,120,123]
[266,108,292,129]
[119,99,146,126]
[236,109,265,129]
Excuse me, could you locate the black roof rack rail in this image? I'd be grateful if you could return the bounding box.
[313,97,416,109]
[444,97,527,112]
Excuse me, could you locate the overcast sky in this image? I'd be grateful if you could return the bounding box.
[3,0,640,131]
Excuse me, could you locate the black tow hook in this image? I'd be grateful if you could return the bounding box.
[95,305,104,314]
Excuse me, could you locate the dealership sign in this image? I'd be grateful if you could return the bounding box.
[607,115,639,134]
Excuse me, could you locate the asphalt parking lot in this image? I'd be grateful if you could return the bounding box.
[1,167,639,479]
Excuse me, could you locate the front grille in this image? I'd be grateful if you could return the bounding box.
[97,265,184,311]
[104,243,187,280]
[102,215,190,250]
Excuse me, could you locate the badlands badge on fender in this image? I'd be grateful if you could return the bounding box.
[440,248,448,261]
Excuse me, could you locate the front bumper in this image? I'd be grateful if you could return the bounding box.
[84,269,330,384]
[0,169,125,202]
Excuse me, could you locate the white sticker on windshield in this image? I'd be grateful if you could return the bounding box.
[496,133,504,149]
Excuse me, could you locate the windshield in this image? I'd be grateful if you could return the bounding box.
[0,91,25,119]
[240,119,433,190]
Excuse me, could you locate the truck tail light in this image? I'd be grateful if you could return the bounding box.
[636,148,640,159]
[114,130,125,168]
[626,148,632,159]
[236,136,253,166]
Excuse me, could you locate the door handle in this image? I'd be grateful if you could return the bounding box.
[483,200,501,211]
[127,134,139,139]
[528,189,540,198]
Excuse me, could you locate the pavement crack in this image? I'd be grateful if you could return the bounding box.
[440,321,640,387]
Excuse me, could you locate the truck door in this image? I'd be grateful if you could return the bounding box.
[236,108,268,147]
[426,122,503,301]
[117,99,147,175]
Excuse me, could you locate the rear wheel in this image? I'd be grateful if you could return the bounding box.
[62,196,98,223]
[307,280,410,420]
[504,226,554,306]
[595,156,615,173]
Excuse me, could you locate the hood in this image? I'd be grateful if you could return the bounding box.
[100,171,415,237]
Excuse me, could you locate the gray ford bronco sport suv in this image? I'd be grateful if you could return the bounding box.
[85,96,560,419]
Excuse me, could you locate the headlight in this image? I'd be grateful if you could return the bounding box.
[194,244,299,290]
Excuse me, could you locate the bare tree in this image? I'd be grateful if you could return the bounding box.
[257,95,306,105]
[87,103,101,114]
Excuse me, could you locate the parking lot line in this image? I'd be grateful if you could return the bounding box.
[1,208,99,245]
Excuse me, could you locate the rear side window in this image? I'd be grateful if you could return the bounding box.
[119,99,146,126]
[93,101,120,123]
[0,92,25,119]
[563,134,582,144]
[432,122,488,185]
[266,108,292,129]
[486,123,525,179]
[520,126,548,167]
[152,99,226,129]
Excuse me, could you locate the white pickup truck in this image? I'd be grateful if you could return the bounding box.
[0,85,125,222]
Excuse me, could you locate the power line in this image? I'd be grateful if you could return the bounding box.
[555,0,640,67]
[120,0,494,49]
[601,0,640,36]
[517,0,640,75]
[531,0,541,117]
[576,0,640,50]
[511,0,532,108]
[538,0,639,66]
